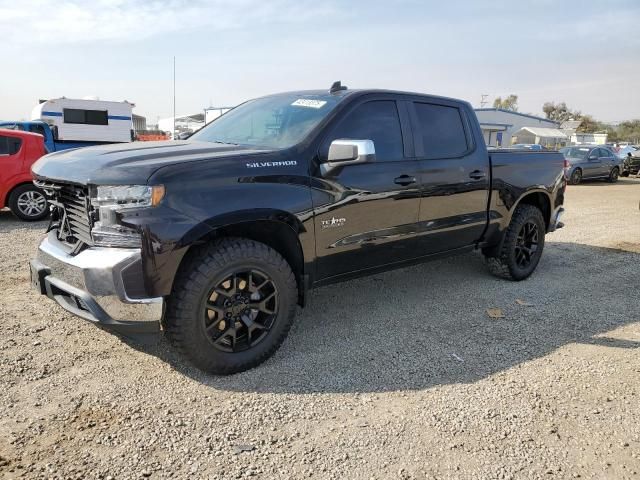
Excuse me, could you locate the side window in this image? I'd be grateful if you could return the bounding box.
[63,109,109,125]
[0,135,22,155]
[414,102,468,158]
[31,124,46,138]
[327,101,404,162]
[596,148,607,158]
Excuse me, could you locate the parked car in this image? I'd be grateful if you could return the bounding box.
[622,151,640,176]
[30,84,566,374]
[559,145,622,184]
[615,145,637,160]
[511,144,546,151]
[0,129,49,220]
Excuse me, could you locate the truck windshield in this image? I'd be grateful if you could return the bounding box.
[559,147,590,159]
[190,94,342,149]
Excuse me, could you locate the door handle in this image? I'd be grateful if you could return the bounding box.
[394,175,417,186]
[469,170,486,180]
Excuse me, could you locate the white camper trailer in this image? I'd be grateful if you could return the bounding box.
[31,98,134,143]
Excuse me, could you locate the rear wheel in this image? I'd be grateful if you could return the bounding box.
[608,167,619,183]
[8,184,49,221]
[569,168,582,185]
[484,204,546,281]
[164,237,298,374]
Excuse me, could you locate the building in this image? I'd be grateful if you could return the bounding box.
[511,127,568,148]
[205,106,233,124]
[132,113,146,132]
[158,113,205,138]
[474,108,560,147]
[570,132,608,145]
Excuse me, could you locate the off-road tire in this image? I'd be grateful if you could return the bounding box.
[608,167,619,183]
[484,204,546,281]
[569,168,582,185]
[8,184,50,221]
[164,237,298,374]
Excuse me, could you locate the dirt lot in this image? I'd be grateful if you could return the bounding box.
[1,179,639,480]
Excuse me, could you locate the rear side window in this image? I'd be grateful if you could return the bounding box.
[414,102,468,158]
[328,100,404,162]
[0,135,23,155]
[598,148,611,157]
[31,124,47,138]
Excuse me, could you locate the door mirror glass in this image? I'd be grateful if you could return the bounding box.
[322,139,375,175]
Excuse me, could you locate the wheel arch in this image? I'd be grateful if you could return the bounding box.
[3,179,39,208]
[511,190,552,231]
[174,212,308,306]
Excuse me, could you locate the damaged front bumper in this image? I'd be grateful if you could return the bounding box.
[30,232,163,334]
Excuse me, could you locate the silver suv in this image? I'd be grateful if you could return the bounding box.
[559,145,622,185]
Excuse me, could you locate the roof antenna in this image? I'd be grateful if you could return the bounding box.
[329,81,347,94]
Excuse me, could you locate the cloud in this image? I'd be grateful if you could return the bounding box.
[0,0,340,44]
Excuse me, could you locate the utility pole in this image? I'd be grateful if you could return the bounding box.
[480,94,489,108]
[173,56,176,140]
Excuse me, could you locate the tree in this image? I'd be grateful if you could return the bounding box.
[542,102,581,123]
[616,120,640,143]
[493,95,518,111]
[575,115,607,133]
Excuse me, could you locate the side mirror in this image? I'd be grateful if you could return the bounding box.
[322,139,375,175]
[50,125,59,141]
[588,154,598,161]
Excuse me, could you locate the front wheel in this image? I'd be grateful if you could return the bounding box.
[8,184,50,221]
[484,204,546,281]
[164,237,298,374]
[608,167,619,183]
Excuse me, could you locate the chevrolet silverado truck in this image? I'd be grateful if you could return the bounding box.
[30,83,566,374]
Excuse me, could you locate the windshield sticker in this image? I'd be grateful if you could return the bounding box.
[579,148,589,151]
[246,161,297,168]
[291,99,327,109]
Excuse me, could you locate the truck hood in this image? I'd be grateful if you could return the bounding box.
[31,140,272,185]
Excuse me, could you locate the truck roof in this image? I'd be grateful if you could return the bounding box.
[262,88,472,107]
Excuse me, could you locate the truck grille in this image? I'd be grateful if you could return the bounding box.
[35,180,94,246]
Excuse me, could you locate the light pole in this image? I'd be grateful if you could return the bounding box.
[173,56,176,140]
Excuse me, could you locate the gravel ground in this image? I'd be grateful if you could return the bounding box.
[1,178,639,480]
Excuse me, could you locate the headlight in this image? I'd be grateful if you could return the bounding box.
[93,185,165,209]
[90,185,165,247]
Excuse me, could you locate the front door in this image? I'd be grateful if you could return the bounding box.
[0,134,23,201]
[410,100,490,253]
[311,99,422,280]
[583,148,603,178]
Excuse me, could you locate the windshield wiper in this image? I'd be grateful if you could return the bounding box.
[209,140,240,146]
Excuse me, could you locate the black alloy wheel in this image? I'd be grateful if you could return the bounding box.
[484,204,546,281]
[514,221,539,269]
[164,237,298,375]
[203,270,278,353]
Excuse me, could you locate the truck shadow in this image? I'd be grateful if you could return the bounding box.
[125,241,639,394]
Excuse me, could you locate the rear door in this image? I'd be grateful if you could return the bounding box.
[312,97,422,279]
[409,99,490,253]
[598,147,617,175]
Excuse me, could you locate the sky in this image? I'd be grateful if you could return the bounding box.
[1,0,639,124]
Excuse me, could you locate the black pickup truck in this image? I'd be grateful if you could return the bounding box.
[30,83,566,374]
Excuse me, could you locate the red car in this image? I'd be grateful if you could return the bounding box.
[0,129,49,221]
